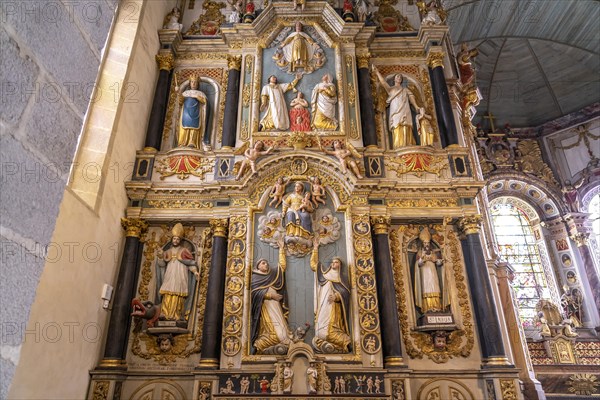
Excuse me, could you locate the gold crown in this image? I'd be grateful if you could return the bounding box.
[419,227,431,242]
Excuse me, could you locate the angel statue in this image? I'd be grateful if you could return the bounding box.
[319,139,363,179]
[235,141,274,180]
[373,66,420,149]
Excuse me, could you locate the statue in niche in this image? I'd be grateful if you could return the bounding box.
[413,227,448,314]
[235,140,274,180]
[155,223,199,324]
[259,74,302,131]
[175,75,208,149]
[250,239,293,354]
[319,139,364,179]
[457,43,479,87]
[274,22,326,75]
[311,74,338,131]
[373,66,420,148]
[311,237,351,353]
[289,92,311,131]
[163,7,183,31]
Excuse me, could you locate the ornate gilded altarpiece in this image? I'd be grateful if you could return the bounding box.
[88,1,524,399]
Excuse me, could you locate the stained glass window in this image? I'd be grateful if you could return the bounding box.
[491,200,552,328]
[588,193,600,244]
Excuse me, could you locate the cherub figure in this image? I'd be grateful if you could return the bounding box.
[293,0,306,11]
[163,7,183,31]
[269,177,290,208]
[309,176,326,207]
[319,139,363,179]
[236,141,274,180]
[300,192,314,214]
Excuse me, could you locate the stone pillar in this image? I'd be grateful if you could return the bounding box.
[371,216,404,368]
[427,51,458,147]
[221,56,242,149]
[357,54,378,147]
[495,262,546,399]
[458,216,511,367]
[198,218,229,369]
[566,213,600,312]
[144,52,174,151]
[98,218,148,369]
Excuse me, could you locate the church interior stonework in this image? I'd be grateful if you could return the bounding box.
[1,1,599,399]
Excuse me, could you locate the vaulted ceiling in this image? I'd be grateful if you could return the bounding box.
[447,0,600,129]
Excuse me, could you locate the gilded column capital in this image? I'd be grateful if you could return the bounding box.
[427,51,445,69]
[357,53,371,69]
[570,232,589,247]
[458,215,482,235]
[155,52,175,71]
[210,218,229,237]
[121,218,148,238]
[227,55,242,71]
[370,216,391,235]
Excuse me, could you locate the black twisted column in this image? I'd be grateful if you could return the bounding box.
[371,216,404,368]
[98,218,148,369]
[221,56,242,149]
[357,54,378,147]
[198,218,229,369]
[458,216,511,367]
[144,52,174,151]
[427,51,458,147]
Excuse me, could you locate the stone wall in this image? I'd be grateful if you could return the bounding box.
[1,1,118,397]
[1,1,173,398]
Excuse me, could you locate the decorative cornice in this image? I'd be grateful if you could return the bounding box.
[121,218,148,238]
[210,218,229,237]
[458,215,482,235]
[370,216,391,235]
[155,52,175,71]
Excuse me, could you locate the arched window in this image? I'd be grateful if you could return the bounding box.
[490,197,558,328]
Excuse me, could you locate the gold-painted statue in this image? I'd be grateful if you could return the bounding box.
[414,227,447,314]
[373,66,420,148]
[250,239,293,354]
[156,223,199,322]
[311,237,352,353]
[311,73,338,131]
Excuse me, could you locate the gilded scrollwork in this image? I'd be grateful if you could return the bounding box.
[499,379,517,400]
[387,198,458,208]
[387,153,447,177]
[390,225,474,363]
[148,200,213,209]
[92,381,109,400]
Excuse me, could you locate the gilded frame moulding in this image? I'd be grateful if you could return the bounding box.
[390,225,474,363]
[131,227,213,364]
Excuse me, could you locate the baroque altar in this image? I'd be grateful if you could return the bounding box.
[88,1,523,399]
